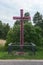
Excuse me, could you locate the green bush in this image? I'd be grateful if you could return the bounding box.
[5,23,43,51]
[0,45,5,51]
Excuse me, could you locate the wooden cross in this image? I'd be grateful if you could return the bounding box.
[13,9,30,49]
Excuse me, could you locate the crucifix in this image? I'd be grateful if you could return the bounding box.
[13,9,30,50]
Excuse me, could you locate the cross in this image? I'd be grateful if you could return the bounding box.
[13,9,31,50]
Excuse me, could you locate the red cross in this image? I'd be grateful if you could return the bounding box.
[13,9,31,49]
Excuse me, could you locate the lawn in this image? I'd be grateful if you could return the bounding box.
[0,39,43,59]
[0,50,43,59]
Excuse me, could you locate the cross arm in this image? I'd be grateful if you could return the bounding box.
[13,16,31,20]
[13,17,21,20]
[23,16,31,20]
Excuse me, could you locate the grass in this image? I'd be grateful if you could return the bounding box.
[0,39,43,59]
[0,50,43,59]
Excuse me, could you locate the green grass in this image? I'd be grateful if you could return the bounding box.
[0,45,43,59]
[0,50,43,59]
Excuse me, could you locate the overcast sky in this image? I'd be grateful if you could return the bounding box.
[0,0,43,27]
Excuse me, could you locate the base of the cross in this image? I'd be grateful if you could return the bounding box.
[16,52,24,55]
[16,47,24,55]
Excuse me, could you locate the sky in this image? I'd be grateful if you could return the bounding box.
[0,0,43,27]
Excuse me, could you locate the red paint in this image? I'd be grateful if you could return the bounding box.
[13,9,30,49]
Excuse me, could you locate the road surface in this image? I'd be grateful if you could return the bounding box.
[0,60,43,65]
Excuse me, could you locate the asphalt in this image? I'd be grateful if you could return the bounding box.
[0,60,43,65]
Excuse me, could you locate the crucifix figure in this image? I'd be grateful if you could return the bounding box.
[13,9,30,51]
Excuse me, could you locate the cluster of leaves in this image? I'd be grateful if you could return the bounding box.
[0,21,10,39]
[6,22,42,47]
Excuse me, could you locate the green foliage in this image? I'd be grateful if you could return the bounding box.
[6,22,43,50]
[0,45,5,51]
[33,12,42,24]
[24,12,31,23]
[0,21,3,39]
[5,29,14,46]
[0,21,10,39]
[0,49,43,59]
[2,23,10,39]
[32,26,42,46]
[14,20,20,25]
[33,11,43,39]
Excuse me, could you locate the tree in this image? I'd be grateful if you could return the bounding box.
[0,21,10,39]
[24,12,31,23]
[33,26,42,46]
[6,21,43,47]
[0,21,3,39]
[3,23,10,39]
[33,12,42,25]
[39,20,43,37]
[14,20,20,25]
[33,12,43,38]
[0,21,2,28]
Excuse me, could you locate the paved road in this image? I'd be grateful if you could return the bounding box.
[0,60,43,65]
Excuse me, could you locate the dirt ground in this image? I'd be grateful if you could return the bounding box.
[0,39,6,46]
